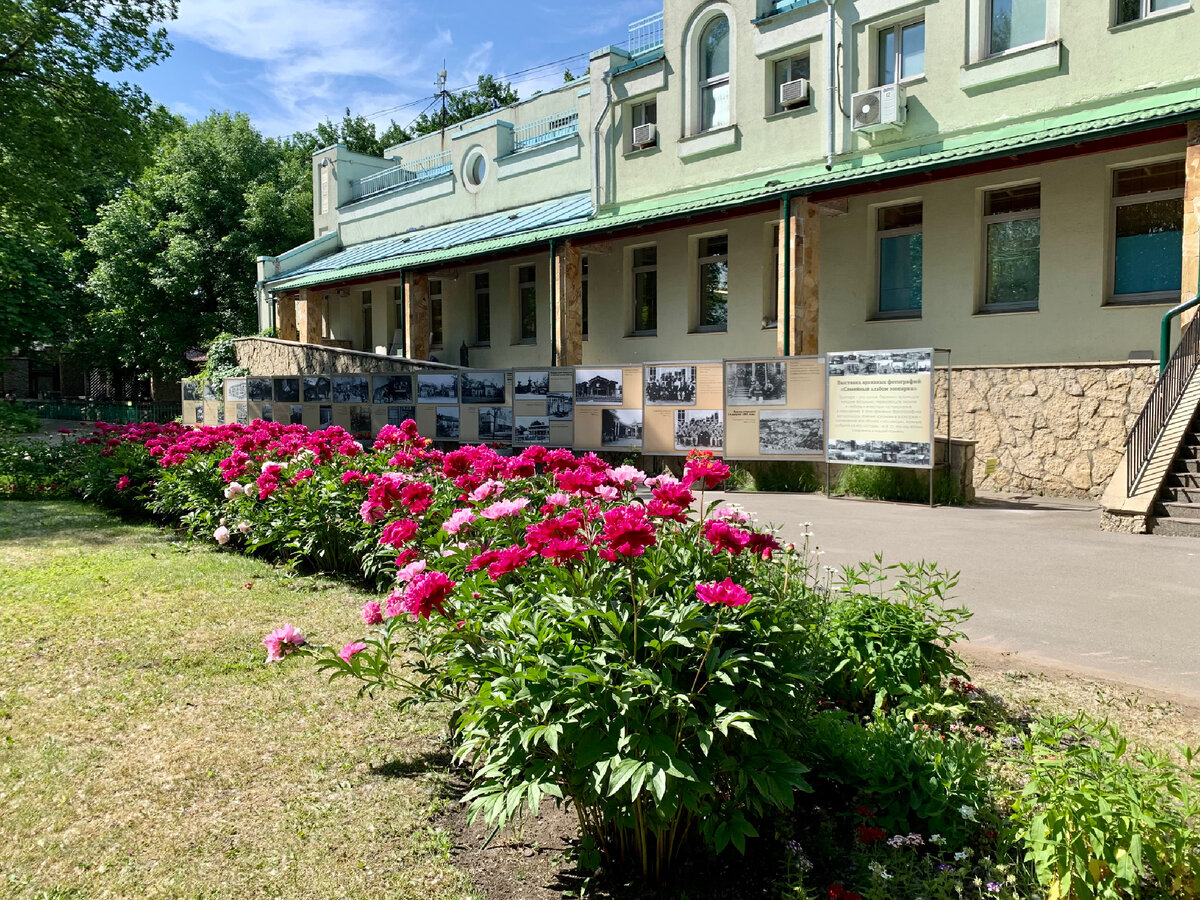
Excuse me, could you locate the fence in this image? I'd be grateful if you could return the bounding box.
[1126,315,1200,494]
[512,110,580,152]
[22,400,183,425]
[627,11,664,56]
[351,150,453,202]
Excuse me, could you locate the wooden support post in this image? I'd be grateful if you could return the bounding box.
[1183,121,1200,329]
[776,198,820,356]
[296,289,323,344]
[275,291,298,342]
[555,240,584,367]
[405,273,430,361]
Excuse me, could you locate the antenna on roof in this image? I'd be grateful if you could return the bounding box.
[437,66,448,150]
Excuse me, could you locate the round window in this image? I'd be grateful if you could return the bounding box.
[463,150,488,190]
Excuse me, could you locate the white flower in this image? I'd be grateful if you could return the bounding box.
[213,525,230,545]
[930,833,944,845]
[237,522,251,535]
[223,482,244,500]
[959,804,977,821]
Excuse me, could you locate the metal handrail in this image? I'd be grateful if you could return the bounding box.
[352,150,452,202]
[1125,292,1200,494]
[511,110,579,152]
[627,11,664,56]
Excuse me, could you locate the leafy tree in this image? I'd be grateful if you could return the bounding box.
[410,74,519,136]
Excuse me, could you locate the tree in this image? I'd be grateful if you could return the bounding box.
[83,112,310,386]
[410,74,519,137]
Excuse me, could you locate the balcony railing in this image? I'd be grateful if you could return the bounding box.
[351,150,453,202]
[769,0,821,14]
[511,109,580,152]
[627,11,664,57]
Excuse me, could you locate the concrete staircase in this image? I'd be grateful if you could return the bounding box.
[1151,407,1200,536]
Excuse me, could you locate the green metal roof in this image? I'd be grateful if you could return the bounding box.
[268,85,1200,293]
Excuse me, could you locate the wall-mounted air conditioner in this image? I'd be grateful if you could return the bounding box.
[632,122,658,148]
[851,84,907,133]
[778,77,810,109]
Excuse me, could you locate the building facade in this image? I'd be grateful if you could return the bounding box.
[256,0,1200,498]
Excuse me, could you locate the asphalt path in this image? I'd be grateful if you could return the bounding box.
[714,490,1200,700]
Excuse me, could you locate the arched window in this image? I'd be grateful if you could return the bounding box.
[699,16,730,131]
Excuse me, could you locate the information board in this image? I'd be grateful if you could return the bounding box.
[723,357,826,461]
[458,370,513,444]
[825,348,934,469]
[572,365,644,452]
[641,361,725,456]
[513,368,574,447]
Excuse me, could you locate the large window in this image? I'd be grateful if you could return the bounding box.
[700,16,731,131]
[877,203,923,317]
[473,273,491,345]
[429,279,443,347]
[983,184,1041,310]
[1116,0,1188,24]
[877,19,925,84]
[632,246,658,335]
[581,256,589,341]
[1111,160,1184,303]
[518,265,537,342]
[361,289,373,350]
[697,235,729,331]
[988,0,1047,54]
[772,54,810,113]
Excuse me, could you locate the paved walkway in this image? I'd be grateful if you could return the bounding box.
[716,490,1200,699]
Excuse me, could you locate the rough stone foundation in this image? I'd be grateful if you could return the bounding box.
[935,363,1155,499]
[233,338,449,377]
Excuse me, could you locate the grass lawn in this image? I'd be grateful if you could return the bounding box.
[0,501,473,900]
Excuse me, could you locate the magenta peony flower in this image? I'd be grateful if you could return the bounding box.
[213,525,231,545]
[599,505,657,560]
[480,498,530,520]
[115,476,132,492]
[683,456,731,490]
[263,623,306,661]
[486,545,536,580]
[702,519,752,555]
[338,641,368,663]
[380,517,419,546]
[695,578,752,608]
[361,601,383,625]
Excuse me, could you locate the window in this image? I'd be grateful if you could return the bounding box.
[392,285,407,354]
[988,0,1047,54]
[429,279,443,347]
[1116,0,1187,24]
[877,20,925,85]
[772,54,810,113]
[1111,160,1184,302]
[982,184,1041,310]
[700,16,731,131]
[518,265,537,342]
[581,256,589,340]
[473,273,491,344]
[876,203,923,318]
[765,225,780,329]
[698,235,729,332]
[361,289,373,350]
[632,246,658,334]
[631,100,657,148]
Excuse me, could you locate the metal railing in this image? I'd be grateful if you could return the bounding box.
[351,150,453,202]
[1125,294,1200,494]
[511,109,579,152]
[21,400,183,425]
[627,11,664,57]
[769,0,822,14]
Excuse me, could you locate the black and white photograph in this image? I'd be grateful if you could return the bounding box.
[601,409,643,447]
[371,375,412,404]
[827,349,933,377]
[673,409,723,451]
[547,392,573,420]
[247,378,273,401]
[303,376,331,403]
[332,375,369,404]
[460,372,507,404]
[319,406,333,428]
[350,406,372,435]
[759,409,823,456]
[193,404,204,424]
[827,439,932,467]
[182,381,200,401]
[727,361,787,405]
[274,377,300,403]
[479,407,514,442]
[261,403,274,423]
[514,371,549,396]
[387,405,416,426]
[203,382,220,402]
[514,416,550,444]
[289,405,304,425]
[216,405,225,425]
[235,403,249,425]
[575,369,623,405]
[645,366,697,405]
[435,406,460,439]
[418,373,459,403]
[225,378,246,402]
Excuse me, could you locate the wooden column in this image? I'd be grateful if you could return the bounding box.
[554,241,584,366]
[404,273,430,361]
[275,291,298,342]
[296,289,323,344]
[1183,121,1200,328]
[776,198,820,356]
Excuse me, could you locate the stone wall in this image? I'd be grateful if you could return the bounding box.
[233,338,454,377]
[1,358,30,398]
[934,363,1156,499]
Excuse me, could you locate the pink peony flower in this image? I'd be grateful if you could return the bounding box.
[480,498,530,520]
[595,484,621,501]
[391,570,457,619]
[380,517,419,546]
[362,601,383,625]
[213,525,230,545]
[607,465,647,487]
[468,479,504,503]
[683,456,731,490]
[599,506,657,560]
[545,492,572,507]
[712,505,750,523]
[702,519,751,555]
[115,476,131,492]
[397,559,427,583]
[237,521,251,535]
[695,578,752,608]
[338,641,368,663]
[263,623,306,661]
[443,508,477,534]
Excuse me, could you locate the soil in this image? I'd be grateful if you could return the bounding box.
[442,648,1200,900]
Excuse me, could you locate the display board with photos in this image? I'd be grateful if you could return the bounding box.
[415,372,461,443]
[369,374,417,435]
[512,368,575,447]
[641,361,726,456]
[825,348,935,469]
[459,370,514,445]
[572,365,645,452]
[723,356,827,461]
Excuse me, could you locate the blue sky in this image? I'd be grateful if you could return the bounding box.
[126,0,662,139]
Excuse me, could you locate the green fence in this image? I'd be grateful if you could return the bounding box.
[21,401,182,424]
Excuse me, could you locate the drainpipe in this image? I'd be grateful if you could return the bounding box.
[782,193,792,357]
[824,0,837,171]
[549,238,557,367]
[592,72,613,210]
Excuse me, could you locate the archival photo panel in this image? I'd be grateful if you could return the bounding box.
[826,348,934,468]
[724,357,826,460]
[642,361,724,455]
[573,365,643,451]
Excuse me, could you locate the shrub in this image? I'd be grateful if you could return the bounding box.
[0,404,39,435]
[835,465,963,505]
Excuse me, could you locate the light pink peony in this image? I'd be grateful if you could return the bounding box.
[468,480,504,503]
[213,525,230,545]
[545,492,572,508]
[361,601,383,625]
[595,485,621,501]
[443,508,477,534]
[397,559,427,583]
[263,623,305,661]
[237,521,251,535]
[480,498,530,520]
[607,465,646,487]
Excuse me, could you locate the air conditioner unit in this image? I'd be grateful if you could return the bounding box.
[632,122,658,148]
[778,77,810,109]
[851,84,907,133]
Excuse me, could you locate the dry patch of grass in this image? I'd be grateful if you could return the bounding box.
[0,501,475,900]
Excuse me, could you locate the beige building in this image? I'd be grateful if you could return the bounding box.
[256,0,1200,501]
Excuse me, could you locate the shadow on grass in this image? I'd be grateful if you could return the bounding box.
[0,500,164,548]
[371,748,454,779]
